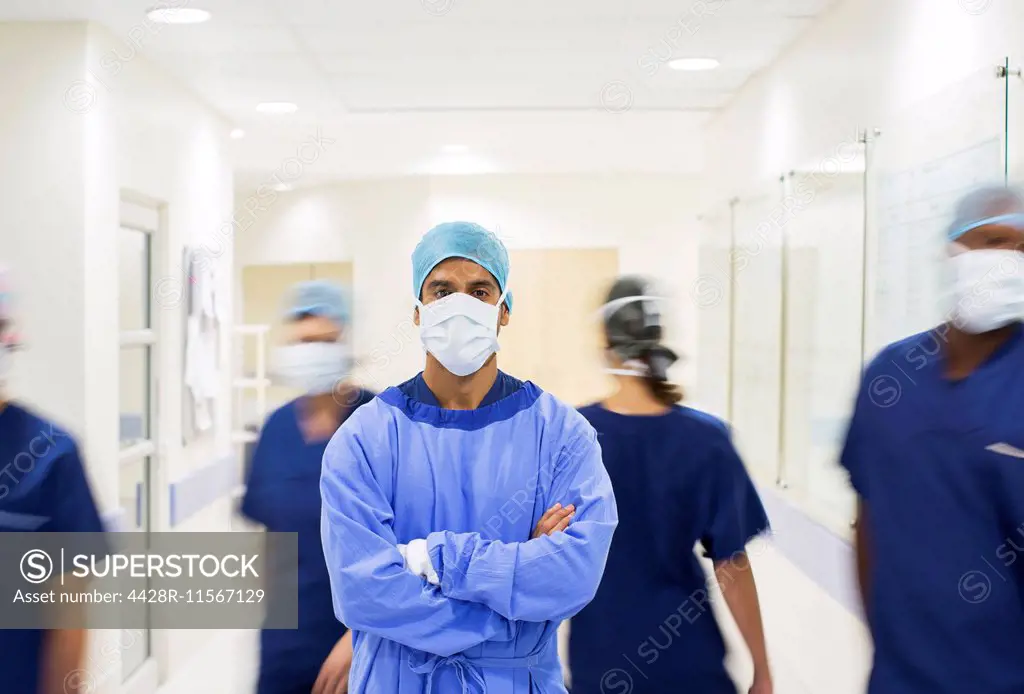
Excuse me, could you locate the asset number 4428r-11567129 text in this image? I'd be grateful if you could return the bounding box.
[127,589,265,603]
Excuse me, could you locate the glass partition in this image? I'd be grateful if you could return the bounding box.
[780,156,866,534]
[696,63,1011,536]
[865,63,1009,354]
[1005,59,1024,181]
[694,199,735,421]
[729,179,786,486]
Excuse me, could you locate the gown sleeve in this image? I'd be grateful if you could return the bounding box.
[424,422,618,623]
[320,411,517,658]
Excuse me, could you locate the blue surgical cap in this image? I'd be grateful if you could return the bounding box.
[947,184,1024,241]
[286,280,350,326]
[412,221,513,311]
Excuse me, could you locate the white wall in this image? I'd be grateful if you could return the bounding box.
[0,22,90,454]
[234,174,703,393]
[705,0,1022,196]
[88,20,236,688]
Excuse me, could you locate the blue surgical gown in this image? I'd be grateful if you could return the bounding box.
[841,324,1024,694]
[320,379,618,694]
[0,403,105,694]
[569,404,769,694]
[241,392,375,694]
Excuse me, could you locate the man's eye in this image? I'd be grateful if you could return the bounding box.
[435,289,451,299]
[472,290,489,299]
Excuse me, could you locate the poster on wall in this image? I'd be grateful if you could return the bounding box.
[181,246,222,446]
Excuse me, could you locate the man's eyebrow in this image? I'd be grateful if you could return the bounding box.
[467,278,497,289]
[426,279,454,289]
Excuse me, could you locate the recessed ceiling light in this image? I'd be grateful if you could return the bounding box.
[146,7,212,24]
[229,128,245,140]
[256,102,298,114]
[442,145,468,154]
[668,57,720,71]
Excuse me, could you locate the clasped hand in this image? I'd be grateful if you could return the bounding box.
[396,503,576,583]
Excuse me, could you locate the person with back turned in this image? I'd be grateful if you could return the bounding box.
[570,277,773,694]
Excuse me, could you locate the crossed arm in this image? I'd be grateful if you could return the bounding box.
[320,424,617,656]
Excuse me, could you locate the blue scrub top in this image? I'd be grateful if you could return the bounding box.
[241,391,375,689]
[841,324,1024,694]
[0,403,105,694]
[569,404,769,694]
[397,370,524,407]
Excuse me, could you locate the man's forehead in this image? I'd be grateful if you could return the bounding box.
[426,258,497,284]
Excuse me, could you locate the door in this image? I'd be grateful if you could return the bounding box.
[498,248,619,406]
[117,212,158,689]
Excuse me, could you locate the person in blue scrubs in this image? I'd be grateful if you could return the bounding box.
[842,185,1024,694]
[242,281,375,694]
[0,272,107,694]
[320,221,618,694]
[571,277,773,694]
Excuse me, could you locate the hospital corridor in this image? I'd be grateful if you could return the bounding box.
[2,1,1024,693]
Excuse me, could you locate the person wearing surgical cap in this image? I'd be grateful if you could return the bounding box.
[0,266,108,694]
[570,276,772,694]
[241,280,375,694]
[320,221,618,693]
[840,184,1024,694]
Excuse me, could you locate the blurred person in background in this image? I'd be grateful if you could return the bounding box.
[842,184,1024,694]
[0,266,107,694]
[241,280,375,694]
[569,276,772,694]
[320,221,618,693]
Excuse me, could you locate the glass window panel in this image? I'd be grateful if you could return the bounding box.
[729,181,785,485]
[118,227,151,332]
[695,200,734,421]
[119,346,150,449]
[781,166,865,534]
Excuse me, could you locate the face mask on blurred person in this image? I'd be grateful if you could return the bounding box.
[417,290,507,377]
[272,342,352,395]
[946,247,1024,334]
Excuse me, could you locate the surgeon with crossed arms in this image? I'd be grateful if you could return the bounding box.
[320,221,618,693]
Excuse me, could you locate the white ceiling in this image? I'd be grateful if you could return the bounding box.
[1,0,840,185]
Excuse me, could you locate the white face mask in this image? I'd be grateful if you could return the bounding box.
[605,358,648,378]
[272,342,352,395]
[945,248,1024,334]
[417,290,507,377]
